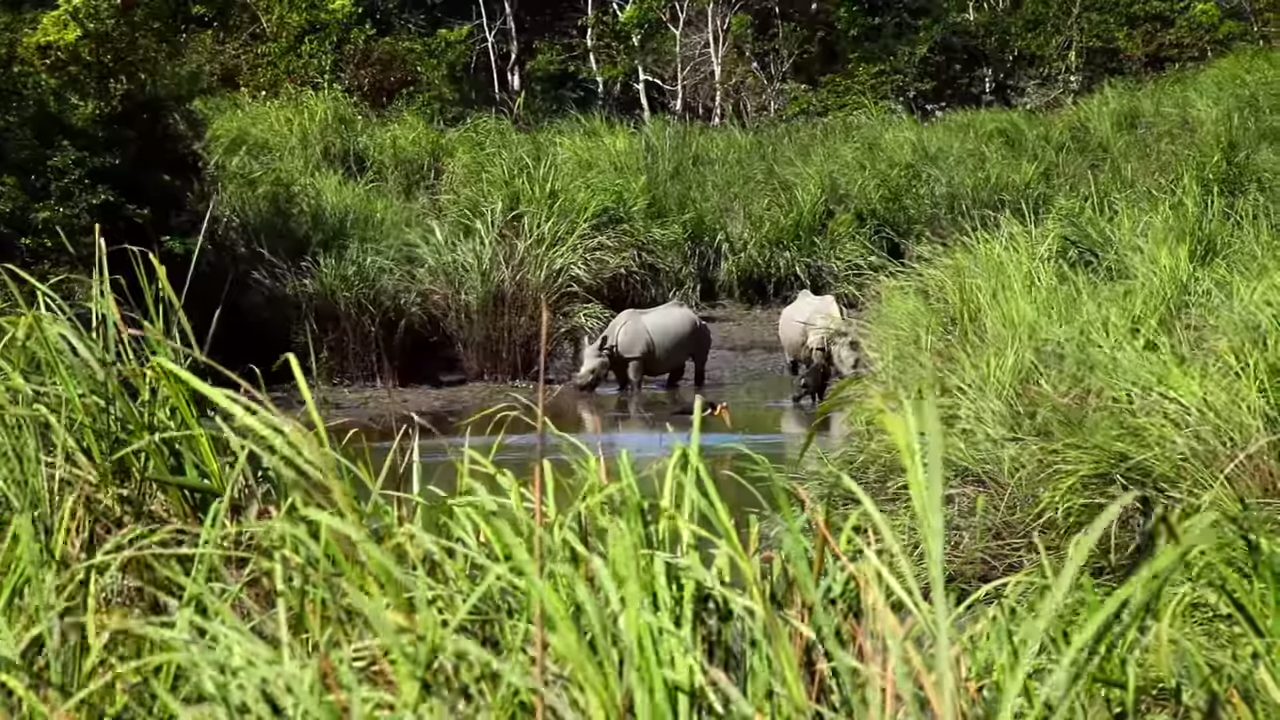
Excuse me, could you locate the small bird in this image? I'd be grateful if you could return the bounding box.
[671,396,732,428]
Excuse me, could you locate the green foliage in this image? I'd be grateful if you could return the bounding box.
[0,0,1271,356]
[339,27,476,115]
[0,1,208,270]
[198,49,1277,383]
[4,257,1280,715]
[829,0,1272,112]
[810,49,1280,584]
[523,39,598,119]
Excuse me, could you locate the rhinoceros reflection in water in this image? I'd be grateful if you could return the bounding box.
[564,391,750,461]
[576,392,732,434]
[779,403,850,462]
[576,393,652,434]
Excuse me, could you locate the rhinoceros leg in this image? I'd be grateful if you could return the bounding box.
[814,365,832,403]
[665,363,685,389]
[787,358,800,376]
[610,358,632,393]
[790,377,809,404]
[625,359,645,394]
[797,351,833,405]
[691,323,711,389]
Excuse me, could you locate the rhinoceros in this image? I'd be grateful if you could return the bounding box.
[778,289,847,405]
[573,300,713,394]
[792,357,834,405]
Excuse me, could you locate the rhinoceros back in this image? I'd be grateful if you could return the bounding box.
[804,295,843,351]
[779,292,843,361]
[609,301,704,374]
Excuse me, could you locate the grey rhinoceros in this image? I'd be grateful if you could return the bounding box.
[778,289,848,405]
[573,300,713,394]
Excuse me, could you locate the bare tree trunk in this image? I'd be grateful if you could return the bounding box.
[585,0,605,99]
[611,0,653,122]
[708,1,720,124]
[477,0,502,100]
[745,3,800,118]
[707,0,737,125]
[635,57,652,121]
[666,0,691,115]
[502,0,522,96]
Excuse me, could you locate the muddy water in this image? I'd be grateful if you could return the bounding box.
[294,306,850,518]
[344,378,847,514]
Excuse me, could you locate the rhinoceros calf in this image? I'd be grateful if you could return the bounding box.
[778,289,847,404]
[573,300,713,394]
[792,358,835,405]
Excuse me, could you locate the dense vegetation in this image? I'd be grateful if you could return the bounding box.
[199,49,1276,383]
[2,3,1280,713]
[1,0,1274,382]
[4,255,1280,717]
[810,48,1280,584]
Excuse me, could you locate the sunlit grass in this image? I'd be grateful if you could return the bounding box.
[818,180,1280,588]
[2,246,1280,717]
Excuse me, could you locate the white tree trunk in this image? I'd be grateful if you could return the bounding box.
[585,0,605,98]
[707,0,736,125]
[708,1,719,124]
[744,3,799,118]
[666,0,691,115]
[502,0,522,95]
[477,0,502,100]
[610,0,653,122]
[635,56,652,121]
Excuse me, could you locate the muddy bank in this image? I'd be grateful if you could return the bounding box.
[269,303,791,434]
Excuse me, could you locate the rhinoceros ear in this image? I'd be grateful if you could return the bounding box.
[595,334,608,350]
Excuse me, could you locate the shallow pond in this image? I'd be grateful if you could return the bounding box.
[337,374,850,519]
[288,305,851,521]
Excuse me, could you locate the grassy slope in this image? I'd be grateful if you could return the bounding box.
[202,49,1279,382]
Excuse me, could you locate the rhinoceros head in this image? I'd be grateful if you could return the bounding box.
[573,334,611,392]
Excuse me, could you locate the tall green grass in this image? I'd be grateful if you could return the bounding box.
[202,49,1279,382]
[819,163,1280,586]
[5,246,1280,717]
